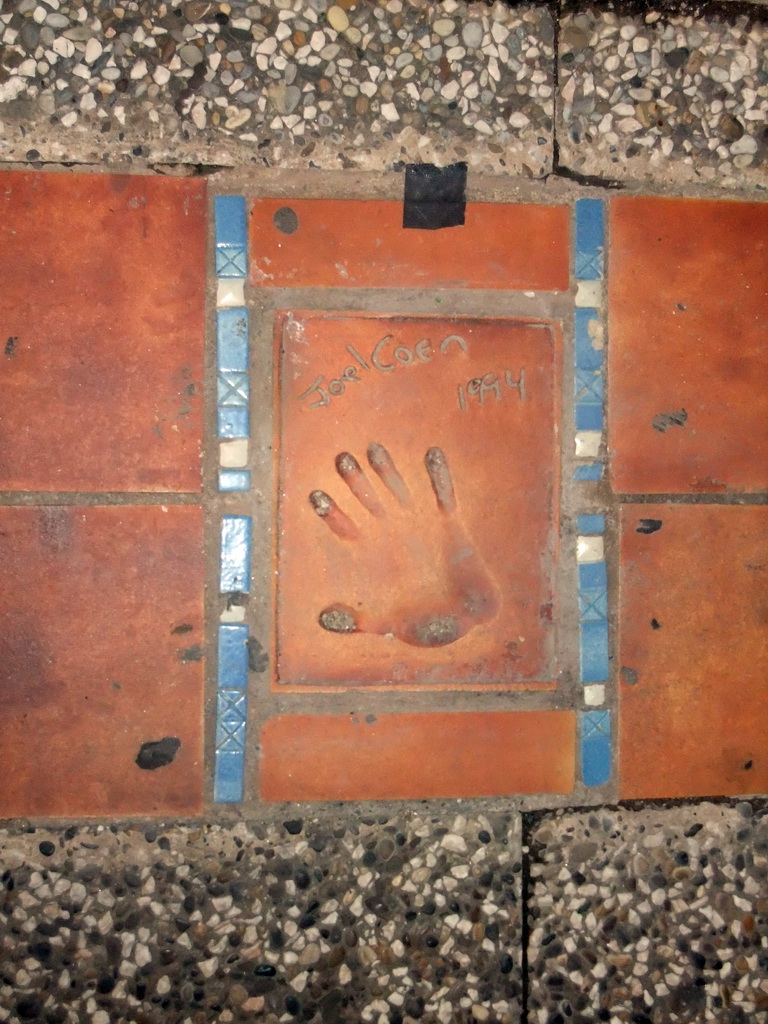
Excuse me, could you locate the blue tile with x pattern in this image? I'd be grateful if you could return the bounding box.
[580,710,611,787]
[574,198,605,281]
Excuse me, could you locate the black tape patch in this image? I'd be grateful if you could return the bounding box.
[403,162,467,230]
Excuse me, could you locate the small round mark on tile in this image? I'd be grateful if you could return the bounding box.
[621,666,638,685]
[650,618,661,630]
[274,206,299,235]
[744,760,754,770]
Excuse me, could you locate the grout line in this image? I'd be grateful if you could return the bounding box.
[617,492,768,505]
[0,492,202,505]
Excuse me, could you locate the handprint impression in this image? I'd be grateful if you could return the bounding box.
[308,443,500,648]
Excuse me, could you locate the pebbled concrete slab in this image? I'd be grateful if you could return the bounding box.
[527,801,768,1024]
[557,6,768,190]
[0,0,554,178]
[0,807,523,1024]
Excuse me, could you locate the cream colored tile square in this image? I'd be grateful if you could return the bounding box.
[575,280,602,308]
[217,278,246,308]
[220,439,248,468]
[584,684,606,707]
[577,535,605,563]
[575,431,602,458]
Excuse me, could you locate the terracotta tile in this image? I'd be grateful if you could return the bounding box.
[608,197,768,494]
[250,199,569,291]
[619,504,768,800]
[275,313,561,689]
[0,505,204,816]
[260,711,576,801]
[0,172,206,493]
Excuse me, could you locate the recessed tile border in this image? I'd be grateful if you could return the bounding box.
[580,710,612,788]
[220,515,252,594]
[215,516,254,803]
[572,198,606,482]
[576,513,611,788]
[214,623,249,803]
[214,194,248,278]
[215,196,251,494]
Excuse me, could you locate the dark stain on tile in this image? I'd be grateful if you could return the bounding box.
[621,666,638,685]
[652,409,687,433]
[636,519,663,534]
[650,618,662,630]
[247,636,269,674]
[135,738,181,770]
[177,644,203,662]
[4,336,17,356]
[171,623,194,635]
[273,206,299,235]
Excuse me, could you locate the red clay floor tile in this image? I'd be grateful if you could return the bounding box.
[0,171,206,493]
[250,198,570,291]
[0,504,204,817]
[260,711,576,802]
[619,504,768,800]
[274,312,561,689]
[608,196,768,495]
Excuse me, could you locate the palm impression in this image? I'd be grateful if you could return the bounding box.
[308,442,500,648]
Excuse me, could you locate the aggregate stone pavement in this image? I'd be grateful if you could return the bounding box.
[1,0,767,189]
[2,802,767,1023]
[0,0,554,177]
[0,808,523,1024]
[528,801,768,1024]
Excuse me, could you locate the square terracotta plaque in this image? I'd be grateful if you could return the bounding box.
[274,313,561,689]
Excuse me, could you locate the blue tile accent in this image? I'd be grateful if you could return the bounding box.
[579,560,607,590]
[216,309,250,439]
[214,749,246,803]
[575,402,604,431]
[216,309,249,372]
[575,368,604,403]
[218,371,249,407]
[215,196,248,279]
[216,690,248,749]
[575,309,602,370]
[579,589,608,622]
[575,370,603,426]
[574,462,603,481]
[577,514,609,683]
[575,199,605,281]
[218,406,250,439]
[214,623,249,803]
[220,515,252,593]
[216,247,248,278]
[577,514,605,534]
[580,620,610,682]
[219,469,251,492]
[215,196,248,248]
[574,308,605,438]
[218,623,249,689]
[581,710,611,786]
